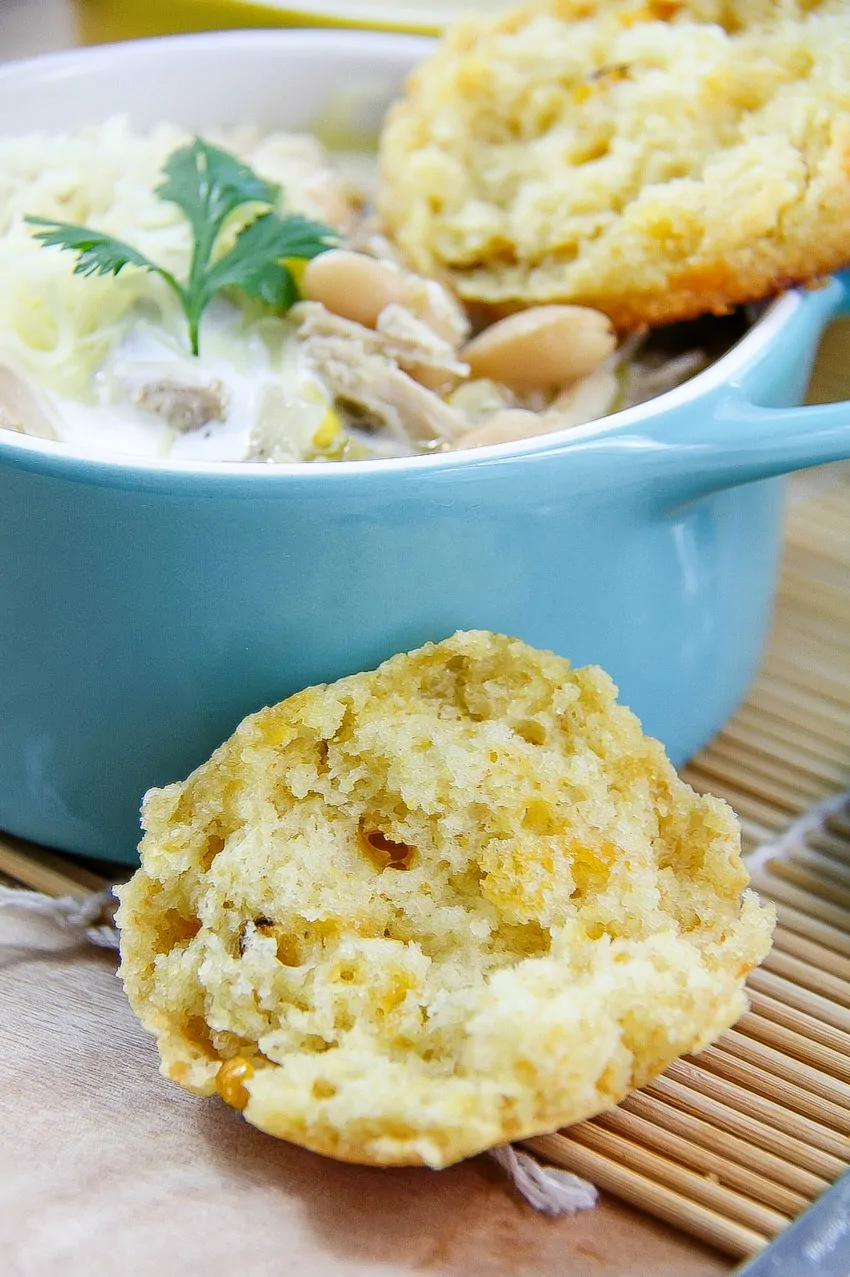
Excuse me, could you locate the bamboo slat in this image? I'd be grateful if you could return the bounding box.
[0,832,108,898]
[520,470,850,1261]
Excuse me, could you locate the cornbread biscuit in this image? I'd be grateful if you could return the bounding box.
[378,0,850,329]
[116,631,774,1169]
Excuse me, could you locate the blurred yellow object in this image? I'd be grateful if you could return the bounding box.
[311,406,342,450]
[283,258,309,291]
[73,0,466,43]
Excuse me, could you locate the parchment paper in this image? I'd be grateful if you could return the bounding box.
[0,904,731,1277]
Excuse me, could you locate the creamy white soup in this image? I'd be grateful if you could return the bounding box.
[0,117,742,464]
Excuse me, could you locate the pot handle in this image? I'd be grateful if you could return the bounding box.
[654,273,850,503]
[708,395,850,482]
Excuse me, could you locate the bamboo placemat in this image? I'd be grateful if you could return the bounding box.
[2,467,849,1267]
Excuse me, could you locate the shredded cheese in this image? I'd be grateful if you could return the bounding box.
[0,116,355,398]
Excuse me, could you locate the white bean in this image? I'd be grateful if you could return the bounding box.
[451,409,547,450]
[303,250,470,352]
[546,367,620,427]
[461,305,616,393]
[302,250,404,330]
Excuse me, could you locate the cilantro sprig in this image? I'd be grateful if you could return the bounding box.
[25,138,339,356]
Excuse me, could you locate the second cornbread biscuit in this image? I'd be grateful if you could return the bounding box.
[116,631,774,1168]
[379,0,850,329]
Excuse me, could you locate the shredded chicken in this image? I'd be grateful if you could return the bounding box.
[375,304,469,381]
[295,303,466,444]
[0,363,57,439]
[447,378,516,423]
[132,379,229,433]
[624,351,708,407]
[348,219,407,267]
[395,273,471,349]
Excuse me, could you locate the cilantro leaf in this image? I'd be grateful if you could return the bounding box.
[24,216,180,292]
[25,138,340,356]
[157,138,280,242]
[203,211,338,309]
[262,212,343,263]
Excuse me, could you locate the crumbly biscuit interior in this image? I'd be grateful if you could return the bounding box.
[378,0,850,324]
[117,631,773,1167]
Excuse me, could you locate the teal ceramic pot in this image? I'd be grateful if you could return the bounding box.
[1,33,850,863]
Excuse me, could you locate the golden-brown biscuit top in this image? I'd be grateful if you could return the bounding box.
[378,0,850,329]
